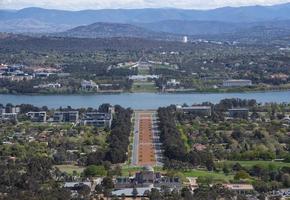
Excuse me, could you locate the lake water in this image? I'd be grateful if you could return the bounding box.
[1,91,290,109]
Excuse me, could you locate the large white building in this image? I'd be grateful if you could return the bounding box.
[223,79,252,87]
[128,75,159,81]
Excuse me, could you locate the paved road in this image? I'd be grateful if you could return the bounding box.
[131,112,139,166]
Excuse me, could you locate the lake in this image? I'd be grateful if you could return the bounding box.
[1,91,290,109]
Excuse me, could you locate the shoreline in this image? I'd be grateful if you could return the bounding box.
[1,88,290,96]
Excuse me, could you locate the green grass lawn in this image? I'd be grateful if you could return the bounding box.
[121,166,164,176]
[138,68,150,75]
[221,160,290,169]
[182,169,233,181]
[132,82,157,92]
[121,166,142,176]
[176,124,190,152]
[54,164,85,175]
[121,165,232,183]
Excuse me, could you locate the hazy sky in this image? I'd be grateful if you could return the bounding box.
[1,0,290,10]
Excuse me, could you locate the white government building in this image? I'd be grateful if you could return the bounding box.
[223,79,252,87]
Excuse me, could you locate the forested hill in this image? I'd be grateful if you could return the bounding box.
[55,22,178,40]
[0,34,194,52]
[135,20,290,36]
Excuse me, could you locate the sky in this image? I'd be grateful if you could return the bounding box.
[0,0,290,10]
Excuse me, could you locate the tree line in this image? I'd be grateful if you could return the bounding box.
[158,106,215,170]
[105,105,132,163]
[86,105,133,165]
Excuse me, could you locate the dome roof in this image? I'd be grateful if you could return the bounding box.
[143,165,154,172]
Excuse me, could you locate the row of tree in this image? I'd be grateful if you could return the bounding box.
[105,105,132,164]
[158,106,215,170]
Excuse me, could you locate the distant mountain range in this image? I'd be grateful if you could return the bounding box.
[0,18,74,33]
[55,22,178,40]
[53,20,290,42]
[1,3,290,40]
[136,20,290,36]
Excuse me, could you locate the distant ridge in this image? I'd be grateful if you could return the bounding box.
[1,3,290,35]
[135,19,290,35]
[55,22,177,39]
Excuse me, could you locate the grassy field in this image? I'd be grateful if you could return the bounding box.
[132,82,157,92]
[138,68,150,75]
[182,169,233,181]
[121,165,232,182]
[220,160,290,169]
[54,164,85,175]
[176,124,191,152]
[121,166,164,176]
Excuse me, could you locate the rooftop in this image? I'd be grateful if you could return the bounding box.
[228,108,249,111]
[223,79,252,82]
[182,106,211,110]
[112,186,157,197]
[223,184,254,190]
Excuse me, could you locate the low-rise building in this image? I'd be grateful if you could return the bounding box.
[166,79,180,87]
[223,184,254,194]
[53,111,79,123]
[0,107,6,114]
[0,105,20,121]
[34,72,54,78]
[0,113,17,121]
[3,106,20,114]
[81,80,98,90]
[0,74,33,81]
[114,166,182,191]
[270,73,289,81]
[81,112,112,128]
[112,187,156,197]
[27,111,47,122]
[178,105,212,116]
[33,83,61,89]
[223,79,252,87]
